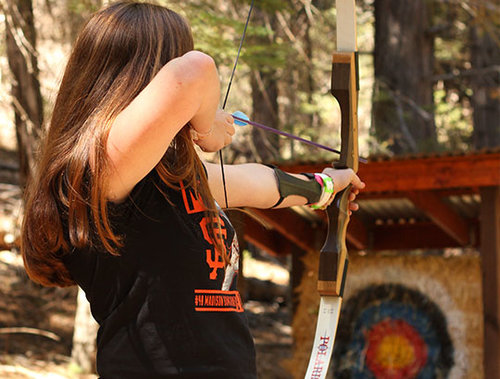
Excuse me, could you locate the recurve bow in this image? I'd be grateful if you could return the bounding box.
[304,1,359,378]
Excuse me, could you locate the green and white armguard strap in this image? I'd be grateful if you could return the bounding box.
[310,173,335,210]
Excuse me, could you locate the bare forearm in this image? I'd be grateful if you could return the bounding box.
[204,162,310,209]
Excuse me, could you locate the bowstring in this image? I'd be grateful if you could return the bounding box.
[219,0,255,208]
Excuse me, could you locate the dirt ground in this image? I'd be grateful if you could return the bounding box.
[0,248,293,378]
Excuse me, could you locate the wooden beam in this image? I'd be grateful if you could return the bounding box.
[359,154,500,192]
[480,186,500,379]
[247,208,315,253]
[407,191,470,246]
[281,153,500,193]
[358,187,480,200]
[243,214,294,256]
[371,221,479,250]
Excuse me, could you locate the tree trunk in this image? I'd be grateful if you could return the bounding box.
[250,69,279,162]
[2,0,44,187]
[279,1,316,158]
[72,288,98,374]
[470,21,500,149]
[249,6,279,162]
[372,0,436,154]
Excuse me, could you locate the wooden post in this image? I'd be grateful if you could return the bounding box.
[72,288,98,373]
[291,245,306,313]
[480,186,500,379]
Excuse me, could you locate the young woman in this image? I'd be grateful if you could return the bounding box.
[21,1,364,378]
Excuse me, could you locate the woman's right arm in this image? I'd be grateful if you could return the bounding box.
[105,51,220,202]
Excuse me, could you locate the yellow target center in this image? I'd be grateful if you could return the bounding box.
[375,335,415,369]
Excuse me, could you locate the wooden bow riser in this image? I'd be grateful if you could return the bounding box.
[317,52,359,298]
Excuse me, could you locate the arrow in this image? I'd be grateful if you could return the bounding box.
[232,111,367,163]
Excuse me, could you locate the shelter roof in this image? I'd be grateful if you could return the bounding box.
[240,150,500,254]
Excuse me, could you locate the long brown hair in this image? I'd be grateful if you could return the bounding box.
[21,1,223,287]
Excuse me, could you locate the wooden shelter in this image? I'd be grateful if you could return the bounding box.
[236,150,500,378]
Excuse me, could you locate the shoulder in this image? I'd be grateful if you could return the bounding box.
[155,50,217,89]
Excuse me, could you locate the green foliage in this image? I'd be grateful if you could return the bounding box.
[241,43,288,71]
[170,1,288,71]
[190,9,243,65]
[434,87,473,151]
[67,0,102,15]
[431,0,499,151]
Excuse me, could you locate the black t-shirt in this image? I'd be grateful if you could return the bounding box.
[63,169,256,378]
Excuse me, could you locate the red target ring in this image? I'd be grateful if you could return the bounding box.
[365,319,427,379]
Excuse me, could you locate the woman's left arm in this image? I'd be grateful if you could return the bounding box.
[204,162,365,210]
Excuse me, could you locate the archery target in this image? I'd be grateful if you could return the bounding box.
[289,254,483,379]
[333,284,453,378]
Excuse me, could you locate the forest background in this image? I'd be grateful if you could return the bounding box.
[0,0,498,377]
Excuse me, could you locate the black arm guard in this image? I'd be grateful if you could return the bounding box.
[270,166,322,208]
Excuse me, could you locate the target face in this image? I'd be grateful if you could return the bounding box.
[333,284,453,378]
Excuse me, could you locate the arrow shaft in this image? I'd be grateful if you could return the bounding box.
[232,115,341,155]
[233,115,367,163]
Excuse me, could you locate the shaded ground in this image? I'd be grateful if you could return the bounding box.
[247,301,293,379]
[0,250,82,378]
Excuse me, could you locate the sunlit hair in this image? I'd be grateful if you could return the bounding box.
[21,1,224,287]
